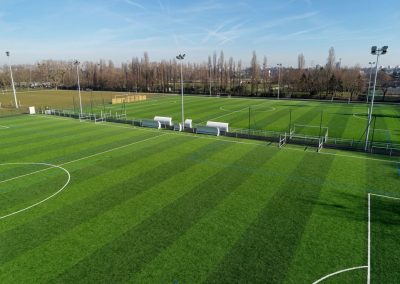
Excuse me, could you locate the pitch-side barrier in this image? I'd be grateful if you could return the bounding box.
[44,109,400,156]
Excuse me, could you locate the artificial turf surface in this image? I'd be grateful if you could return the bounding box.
[0,108,399,283]
[86,94,400,145]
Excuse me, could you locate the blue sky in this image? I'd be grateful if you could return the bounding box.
[0,0,399,67]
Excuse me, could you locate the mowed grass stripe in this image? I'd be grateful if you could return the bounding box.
[248,105,288,131]
[370,196,400,282]
[285,102,367,282]
[2,117,106,149]
[0,168,67,215]
[285,105,368,283]
[0,123,127,157]
[207,153,336,283]
[0,138,241,282]
[0,133,177,231]
[15,96,400,143]
[190,98,258,124]
[0,135,215,265]
[50,143,263,283]
[0,118,96,144]
[0,122,102,150]
[220,101,275,129]
[284,157,367,283]
[131,149,305,283]
[16,125,158,165]
[366,138,400,283]
[372,115,391,144]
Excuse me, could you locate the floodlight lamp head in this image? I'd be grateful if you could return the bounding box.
[5,51,10,57]
[381,46,388,54]
[371,46,377,55]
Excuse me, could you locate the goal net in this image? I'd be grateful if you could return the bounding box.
[292,124,329,142]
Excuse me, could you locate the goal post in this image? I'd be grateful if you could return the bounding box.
[278,133,287,148]
[317,137,324,152]
[293,124,329,141]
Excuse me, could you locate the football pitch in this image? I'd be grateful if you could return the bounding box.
[87,94,400,145]
[0,112,399,283]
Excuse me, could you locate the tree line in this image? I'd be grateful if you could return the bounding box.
[0,47,397,101]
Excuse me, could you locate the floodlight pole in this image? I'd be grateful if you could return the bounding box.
[6,51,19,109]
[176,54,186,129]
[365,46,388,151]
[366,62,375,104]
[277,63,282,100]
[74,60,83,116]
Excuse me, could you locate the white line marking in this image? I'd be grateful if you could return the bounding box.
[312,266,368,284]
[286,145,400,165]
[0,167,50,185]
[0,125,10,129]
[200,105,250,124]
[219,105,276,113]
[0,163,71,220]
[201,101,274,124]
[367,192,400,283]
[37,115,400,165]
[60,133,169,166]
[368,193,371,284]
[1,133,168,179]
[0,131,168,220]
[370,193,400,201]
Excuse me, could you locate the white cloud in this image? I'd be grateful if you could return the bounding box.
[123,0,145,10]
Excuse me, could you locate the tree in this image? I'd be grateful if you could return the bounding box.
[342,68,364,101]
[262,56,268,94]
[327,74,338,96]
[376,70,393,101]
[218,50,225,93]
[298,53,305,70]
[208,55,212,95]
[326,47,336,71]
[250,51,259,95]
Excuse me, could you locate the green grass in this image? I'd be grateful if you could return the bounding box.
[2,90,399,144]
[0,113,399,283]
[85,94,399,145]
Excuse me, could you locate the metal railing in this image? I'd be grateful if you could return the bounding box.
[44,109,400,156]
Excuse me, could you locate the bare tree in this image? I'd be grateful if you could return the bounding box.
[298,53,305,70]
[208,55,212,95]
[326,47,336,71]
[250,51,259,95]
[262,56,268,94]
[218,50,225,93]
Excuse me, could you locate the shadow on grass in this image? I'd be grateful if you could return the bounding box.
[339,112,400,119]
[308,191,400,226]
